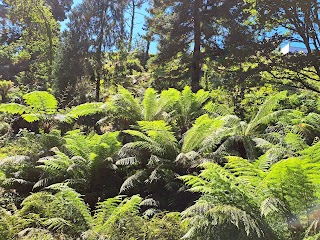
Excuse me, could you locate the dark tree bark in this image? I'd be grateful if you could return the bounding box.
[191,0,201,93]
[128,0,136,52]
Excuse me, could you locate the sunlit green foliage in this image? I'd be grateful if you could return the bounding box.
[0,0,320,238]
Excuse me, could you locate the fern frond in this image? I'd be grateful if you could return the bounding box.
[195,89,210,105]
[156,88,180,117]
[66,102,104,121]
[285,132,308,151]
[260,197,283,217]
[176,151,203,168]
[143,208,159,218]
[140,198,159,207]
[302,112,320,130]
[33,178,52,189]
[178,86,210,122]
[182,114,224,153]
[247,110,291,135]
[0,155,30,167]
[0,103,29,115]
[47,183,93,227]
[123,121,178,156]
[206,205,262,237]
[142,88,157,121]
[225,156,264,184]
[249,91,287,129]
[93,195,123,227]
[98,195,142,232]
[254,146,287,171]
[42,217,72,231]
[109,86,142,121]
[116,157,138,166]
[204,101,233,116]
[119,170,145,193]
[23,91,57,114]
[2,178,33,187]
[21,113,40,122]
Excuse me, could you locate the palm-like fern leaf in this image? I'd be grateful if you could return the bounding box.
[23,91,57,114]
[97,195,142,232]
[0,103,29,115]
[119,170,145,193]
[122,120,178,157]
[182,114,225,153]
[64,102,105,123]
[46,183,93,227]
[142,88,158,121]
[108,86,142,121]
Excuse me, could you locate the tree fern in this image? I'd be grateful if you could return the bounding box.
[181,114,226,153]
[96,195,142,233]
[8,186,148,239]
[202,92,292,161]
[34,150,88,189]
[0,103,29,115]
[61,102,105,123]
[180,148,320,239]
[180,161,273,239]
[121,120,178,158]
[35,131,121,194]
[0,155,36,189]
[108,86,142,122]
[246,91,287,134]
[142,88,158,121]
[23,91,58,115]
[117,120,184,209]
[0,91,58,123]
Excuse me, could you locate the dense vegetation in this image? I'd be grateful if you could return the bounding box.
[1,0,320,239]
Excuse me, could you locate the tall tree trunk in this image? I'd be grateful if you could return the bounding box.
[128,0,135,52]
[191,0,201,93]
[95,0,105,102]
[38,6,53,89]
[142,37,151,67]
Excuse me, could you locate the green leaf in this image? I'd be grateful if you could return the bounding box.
[23,91,57,114]
[0,103,29,114]
[21,113,40,122]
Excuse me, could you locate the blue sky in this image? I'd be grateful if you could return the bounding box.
[61,0,157,53]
